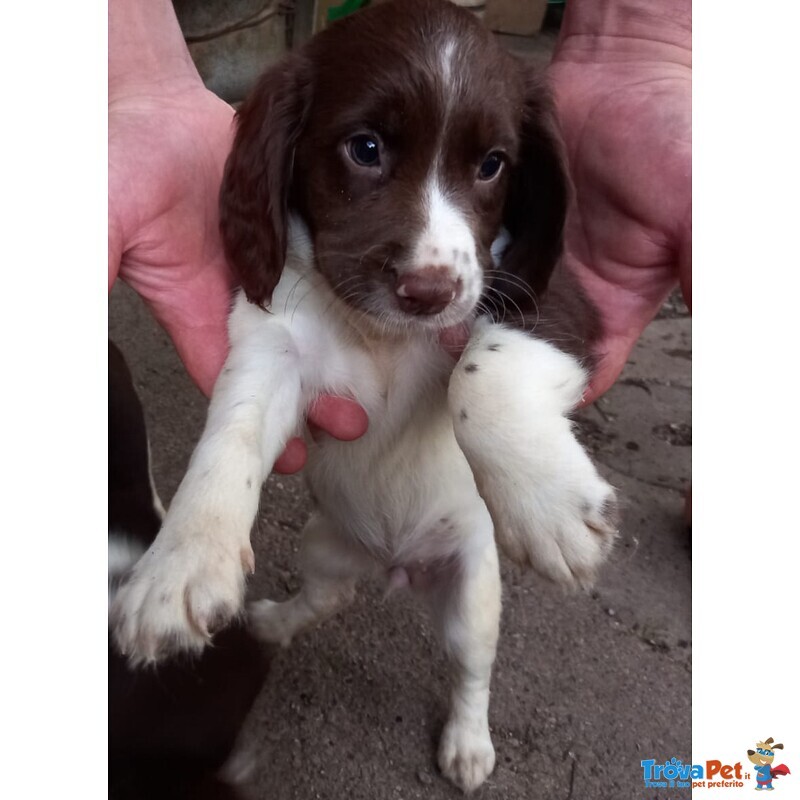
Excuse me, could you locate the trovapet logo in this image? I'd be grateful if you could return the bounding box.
[642,737,791,792]
[640,757,742,790]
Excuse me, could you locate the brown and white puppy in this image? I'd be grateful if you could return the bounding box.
[221,0,587,339]
[112,1,617,792]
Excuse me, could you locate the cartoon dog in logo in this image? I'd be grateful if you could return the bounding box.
[747,738,791,791]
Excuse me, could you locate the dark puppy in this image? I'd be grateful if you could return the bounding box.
[108,341,269,800]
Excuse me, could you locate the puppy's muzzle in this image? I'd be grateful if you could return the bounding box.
[395,266,462,315]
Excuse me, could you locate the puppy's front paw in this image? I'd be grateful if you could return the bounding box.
[449,323,617,587]
[110,528,254,665]
[438,716,495,793]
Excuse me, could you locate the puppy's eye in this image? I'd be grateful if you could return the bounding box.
[478,152,504,181]
[347,135,381,167]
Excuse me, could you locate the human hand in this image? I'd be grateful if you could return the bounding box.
[108,85,368,472]
[547,1,691,404]
[109,79,236,396]
[108,0,368,473]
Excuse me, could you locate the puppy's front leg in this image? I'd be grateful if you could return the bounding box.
[449,322,617,588]
[111,326,304,665]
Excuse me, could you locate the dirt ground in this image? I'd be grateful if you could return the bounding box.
[109,280,691,800]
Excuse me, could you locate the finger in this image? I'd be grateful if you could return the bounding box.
[679,217,692,312]
[108,214,123,292]
[168,321,230,398]
[580,333,639,408]
[142,269,234,397]
[273,437,308,474]
[307,396,368,441]
[439,322,472,360]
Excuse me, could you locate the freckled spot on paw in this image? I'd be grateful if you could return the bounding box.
[459,409,468,421]
[246,478,253,489]
[159,592,170,605]
[223,368,232,374]
[487,343,501,352]
[464,363,479,373]
[432,247,439,257]
[439,517,449,525]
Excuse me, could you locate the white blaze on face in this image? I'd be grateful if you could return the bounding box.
[406,177,482,312]
[439,38,457,87]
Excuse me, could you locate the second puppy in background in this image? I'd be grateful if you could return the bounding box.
[112,0,618,791]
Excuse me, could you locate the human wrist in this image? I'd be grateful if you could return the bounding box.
[109,0,201,98]
[555,0,691,66]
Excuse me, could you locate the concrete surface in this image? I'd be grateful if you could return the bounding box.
[174,0,288,103]
[109,283,691,800]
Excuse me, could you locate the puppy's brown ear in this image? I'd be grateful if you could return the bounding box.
[219,54,312,308]
[499,71,570,298]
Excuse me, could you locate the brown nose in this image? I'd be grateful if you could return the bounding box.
[395,267,460,316]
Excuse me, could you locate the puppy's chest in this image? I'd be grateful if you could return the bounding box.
[305,338,477,552]
[312,336,453,460]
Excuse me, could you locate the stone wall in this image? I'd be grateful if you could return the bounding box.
[171,0,557,104]
[173,0,308,103]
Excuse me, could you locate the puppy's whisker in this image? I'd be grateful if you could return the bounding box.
[283,275,307,316]
[483,270,538,302]
[484,286,509,324]
[487,286,527,330]
[483,270,540,328]
[479,289,503,323]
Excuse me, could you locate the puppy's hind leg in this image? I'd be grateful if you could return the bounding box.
[425,522,500,793]
[248,513,373,647]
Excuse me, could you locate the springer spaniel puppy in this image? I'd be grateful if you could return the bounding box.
[112,0,617,791]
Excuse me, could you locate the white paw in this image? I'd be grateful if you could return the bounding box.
[247,598,294,647]
[110,525,254,665]
[449,323,617,587]
[438,716,495,793]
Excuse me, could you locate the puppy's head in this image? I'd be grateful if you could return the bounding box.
[220,0,568,332]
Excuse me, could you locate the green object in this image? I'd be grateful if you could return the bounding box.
[327,0,370,23]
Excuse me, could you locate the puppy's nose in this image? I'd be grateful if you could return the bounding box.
[395,267,460,316]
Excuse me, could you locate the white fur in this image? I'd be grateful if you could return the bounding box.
[439,38,457,87]
[398,178,483,324]
[449,320,617,585]
[110,220,615,792]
